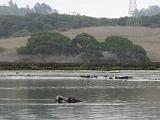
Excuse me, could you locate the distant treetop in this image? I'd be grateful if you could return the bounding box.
[138,5,160,16]
[0,0,56,16]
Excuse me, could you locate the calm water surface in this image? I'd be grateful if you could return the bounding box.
[0,70,160,120]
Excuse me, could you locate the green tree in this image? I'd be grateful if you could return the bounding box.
[17,32,71,55]
[103,36,149,63]
[34,3,52,15]
[72,33,103,63]
[138,5,160,16]
[8,0,14,7]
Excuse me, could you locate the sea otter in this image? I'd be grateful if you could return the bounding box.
[55,95,82,103]
[55,95,65,103]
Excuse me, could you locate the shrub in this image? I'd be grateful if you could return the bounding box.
[17,32,150,64]
[71,33,103,63]
[17,32,71,55]
[103,36,150,63]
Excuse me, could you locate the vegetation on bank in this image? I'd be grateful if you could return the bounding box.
[102,36,149,63]
[17,32,150,64]
[17,32,71,55]
[0,62,158,70]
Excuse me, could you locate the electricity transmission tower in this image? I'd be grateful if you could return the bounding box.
[128,0,139,26]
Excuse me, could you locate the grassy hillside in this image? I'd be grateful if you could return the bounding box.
[0,26,160,62]
[0,36,28,49]
[0,37,29,62]
[1,13,160,38]
[0,13,115,37]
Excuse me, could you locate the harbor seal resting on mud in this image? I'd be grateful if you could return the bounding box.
[55,95,82,103]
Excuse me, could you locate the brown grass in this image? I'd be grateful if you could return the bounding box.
[0,36,29,49]
[0,36,29,62]
[134,41,160,62]
[61,26,160,41]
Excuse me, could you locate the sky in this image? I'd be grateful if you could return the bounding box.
[0,0,160,18]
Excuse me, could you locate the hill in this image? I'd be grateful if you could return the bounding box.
[1,12,160,37]
[0,13,116,37]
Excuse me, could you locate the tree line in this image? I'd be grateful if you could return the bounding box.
[0,13,115,37]
[137,5,160,16]
[1,12,160,37]
[0,0,55,16]
[1,1,160,17]
[17,32,150,64]
[0,13,160,37]
[0,1,160,37]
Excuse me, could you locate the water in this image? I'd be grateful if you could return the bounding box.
[0,70,160,120]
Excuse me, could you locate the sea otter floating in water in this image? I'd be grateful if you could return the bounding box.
[55,95,82,103]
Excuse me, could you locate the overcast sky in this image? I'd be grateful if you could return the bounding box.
[0,0,160,18]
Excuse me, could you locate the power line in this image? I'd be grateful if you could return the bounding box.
[128,0,139,26]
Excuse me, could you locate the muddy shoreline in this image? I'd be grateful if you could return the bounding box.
[0,62,159,70]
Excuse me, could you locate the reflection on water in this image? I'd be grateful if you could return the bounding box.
[0,70,160,120]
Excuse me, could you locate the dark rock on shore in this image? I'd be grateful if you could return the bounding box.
[80,75,98,78]
[115,76,133,79]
